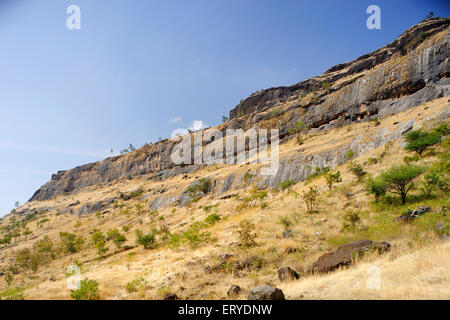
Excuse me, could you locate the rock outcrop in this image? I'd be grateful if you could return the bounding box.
[310,240,392,273]
[28,18,450,203]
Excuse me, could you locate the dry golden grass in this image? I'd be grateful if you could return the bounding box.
[280,242,450,300]
[0,96,449,300]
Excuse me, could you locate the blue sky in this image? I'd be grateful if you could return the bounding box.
[0,0,449,216]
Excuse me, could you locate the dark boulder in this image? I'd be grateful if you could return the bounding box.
[163,293,179,300]
[247,285,285,300]
[396,206,431,222]
[277,267,299,282]
[227,285,241,298]
[310,240,391,273]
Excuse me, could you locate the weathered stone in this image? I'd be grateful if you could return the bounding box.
[277,267,299,282]
[163,293,179,300]
[397,206,431,222]
[227,285,241,297]
[282,230,292,239]
[310,240,392,273]
[247,285,285,300]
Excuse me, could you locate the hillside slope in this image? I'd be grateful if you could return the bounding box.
[1,97,449,300]
[0,19,449,300]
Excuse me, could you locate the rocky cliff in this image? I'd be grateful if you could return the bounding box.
[29,18,450,202]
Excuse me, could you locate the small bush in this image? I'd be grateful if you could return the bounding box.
[135,230,156,249]
[126,276,147,293]
[181,222,212,248]
[302,186,320,213]
[345,150,355,161]
[70,279,100,300]
[366,177,387,202]
[341,211,361,232]
[204,213,221,225]
[348,162,367,180]
[107,229,127,248]
[238,220,257,247]
[59,232,85,254]
[0,285,25,300]
[325,171,342,190]
[279,180,296,192]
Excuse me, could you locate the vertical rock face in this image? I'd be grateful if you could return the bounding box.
[29,18,450,202]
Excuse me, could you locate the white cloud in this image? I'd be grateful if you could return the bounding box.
[169,116,182,124]
[188,120,208,132]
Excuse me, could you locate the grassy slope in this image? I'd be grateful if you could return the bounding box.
[0,97,449,300]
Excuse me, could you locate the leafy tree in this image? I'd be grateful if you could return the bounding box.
[380,165,424,204]
[222,115,229,122]
[404,129,440,157]
[325,171,342,190]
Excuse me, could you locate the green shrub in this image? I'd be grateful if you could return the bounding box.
[238,220,257,247]
[288,121,307,145]
[306,166,330,181]
[204,213,221,225]
[59,232,85,254]
[187,178,211,198]
[107,229,127,248]
[135,230,156,249]
[91,231,108,257]
[126,276,147,293]
[0,285,25,300]
[345,150,355,161]
[348,162,367,180]
[181,222,212,248]
[70,279,100,300]
[278,216,293,230]
[279,179,296,191]
[366,177,387,202]
[341,211,361,232]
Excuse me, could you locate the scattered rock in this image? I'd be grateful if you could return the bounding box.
[310,240,392,273]
[218,254,234,264]
[227,285,241,298]
[163,293,179,300]
[277,267,299,282]
[282,230,292,239]
[247,285,285,300]
[435,221,445,231]
[396,206,431,222]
